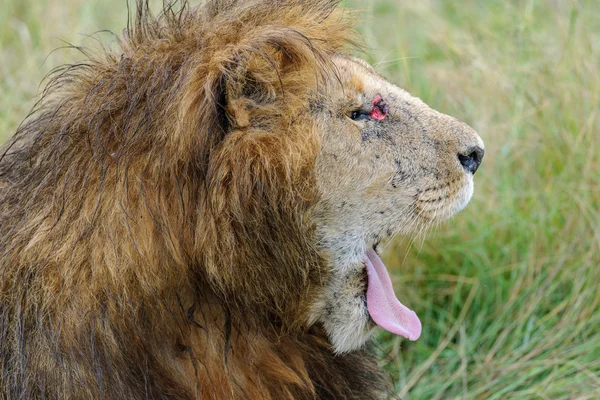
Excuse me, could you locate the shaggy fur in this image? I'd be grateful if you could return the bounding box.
[0,1,386,398]
[0,0,484,398]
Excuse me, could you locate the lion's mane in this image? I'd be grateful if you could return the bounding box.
[0,1,385,398]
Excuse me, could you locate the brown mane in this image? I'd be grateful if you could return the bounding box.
[0,1,386,398]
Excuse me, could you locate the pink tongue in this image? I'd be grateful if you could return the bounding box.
[365,249,421,341]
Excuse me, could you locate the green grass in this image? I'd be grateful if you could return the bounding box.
[2,1,599,398]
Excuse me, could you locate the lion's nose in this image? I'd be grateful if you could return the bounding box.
[458,146,484,174]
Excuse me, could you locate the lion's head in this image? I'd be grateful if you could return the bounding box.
[193,19,482,354]
[195,20,483,353]
[0,0,483,396]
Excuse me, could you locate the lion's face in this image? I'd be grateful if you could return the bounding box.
[308,56,484,353]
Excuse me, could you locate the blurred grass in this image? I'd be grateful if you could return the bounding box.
[2,0,600,399]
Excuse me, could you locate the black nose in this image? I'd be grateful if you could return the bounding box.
[458,146,484,174]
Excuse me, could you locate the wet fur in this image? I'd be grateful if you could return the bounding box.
[0,1,387,398]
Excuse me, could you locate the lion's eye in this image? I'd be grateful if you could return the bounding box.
[350,109,371,121]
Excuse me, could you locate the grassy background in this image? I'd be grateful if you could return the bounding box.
[2,0,599,398]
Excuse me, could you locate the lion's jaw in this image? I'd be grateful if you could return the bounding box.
[309,56,484,353]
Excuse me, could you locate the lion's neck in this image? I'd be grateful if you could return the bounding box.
[168,293,387,399]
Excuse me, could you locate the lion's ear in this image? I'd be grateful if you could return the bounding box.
[180,33,322,170]
[176,1,353,170]
[219,31,328,130]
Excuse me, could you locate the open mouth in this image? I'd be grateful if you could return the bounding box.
[363,246,422,341]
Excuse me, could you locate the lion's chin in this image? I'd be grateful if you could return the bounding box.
[312,248,423,354]
[325,316,375,354]
[309,290,375,354]
[308,262,375,354]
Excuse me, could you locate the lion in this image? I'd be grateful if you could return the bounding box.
[0,0,484,399]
